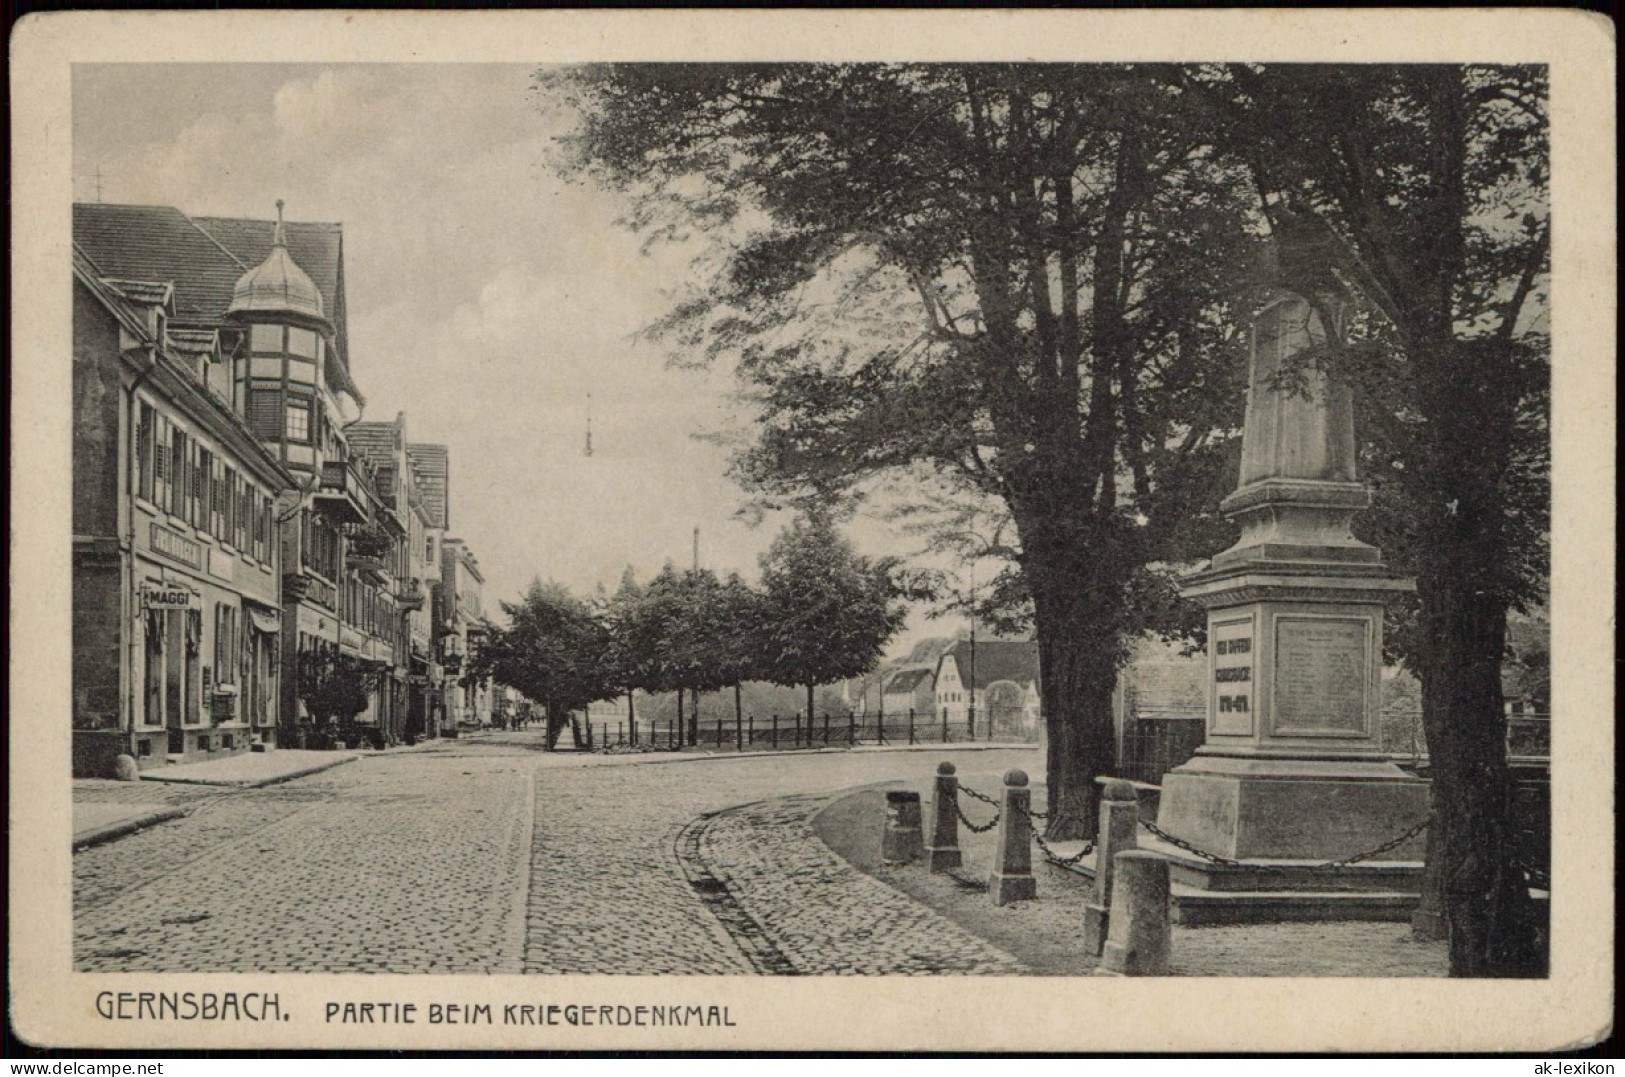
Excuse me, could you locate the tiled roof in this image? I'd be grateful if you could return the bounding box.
[406,443,450,529]
[73,204,245,327]
[939,639,1040,691]
[104,278,174,307]
[345,422,401,469]
[884,668,934,694]
[73,203,350,367]
[166,328,220,357]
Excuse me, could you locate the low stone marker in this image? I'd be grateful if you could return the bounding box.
[113,754,140,782]
[926,762,963,872]
[1083,778,1140,955]
[881,790,925,865]
[1094,850,1171,976]
[988,769,1037,905]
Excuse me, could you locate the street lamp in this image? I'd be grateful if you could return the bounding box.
[967,559,977,740]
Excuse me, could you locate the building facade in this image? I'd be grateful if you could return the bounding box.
[72,247,297,775]
[439,537,492,732]
[74,201,424,762]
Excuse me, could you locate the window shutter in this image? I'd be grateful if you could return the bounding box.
[248,390,281,441]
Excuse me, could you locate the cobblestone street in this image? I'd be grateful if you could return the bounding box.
[74,735,1040,975]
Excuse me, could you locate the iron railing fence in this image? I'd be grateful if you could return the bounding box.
[584,708,1042,753]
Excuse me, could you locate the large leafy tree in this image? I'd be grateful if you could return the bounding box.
[712,571,772,731]
[548,63,1254,834]
[757,511,910,725]
[1182,64,1551,976]
[295,647,373,730]
[469,579,617,746]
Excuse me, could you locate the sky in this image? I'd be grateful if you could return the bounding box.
[73,63,972,655]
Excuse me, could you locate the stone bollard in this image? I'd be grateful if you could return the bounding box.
[1094,851,1172,976]
[881,790,925,865]
[987,769,1037,905]
[1083,778,1141,955]
[112,754,140,782]
[925,762,962,872]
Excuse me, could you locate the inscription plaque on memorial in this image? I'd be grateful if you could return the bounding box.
[1273,618,1368,734]
[1210,618,1255,735]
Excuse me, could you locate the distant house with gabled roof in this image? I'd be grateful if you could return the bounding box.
[932,639,1041,739]
[880,667,935,717]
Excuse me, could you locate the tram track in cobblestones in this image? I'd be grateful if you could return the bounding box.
[75,738,1043,975]
[673,805,803,976]
[680,788,1028,976]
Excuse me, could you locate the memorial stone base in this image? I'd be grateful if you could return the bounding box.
[1158,755,1429,863]
[1152,580,1429,915]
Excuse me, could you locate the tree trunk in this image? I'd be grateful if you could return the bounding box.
[1008,467,1132,842]
[1035,621,1120,841]
[689,687,699,744]
[627,690,636,746]
[676,688,686,748]
[1416,544,1545,977]
[806,683,815,734]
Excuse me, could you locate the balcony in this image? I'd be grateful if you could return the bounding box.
[395,577,426,611]
[283,569,337,610]
[346,549,389,580]
[313,460,370,525]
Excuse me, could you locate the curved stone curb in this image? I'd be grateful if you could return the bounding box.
[139,755,358,788]
[73,807,192,851]
[680,788,1028,976]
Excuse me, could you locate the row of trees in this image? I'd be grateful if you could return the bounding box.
[467,512,910,747]
[547,63,1550,976]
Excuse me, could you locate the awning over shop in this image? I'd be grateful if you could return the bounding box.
[245,602,282,634]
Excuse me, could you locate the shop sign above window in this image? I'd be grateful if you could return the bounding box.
[141,583,198,609]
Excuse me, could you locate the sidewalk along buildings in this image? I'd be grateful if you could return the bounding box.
[71,200,480,770]
[72,246,297,776]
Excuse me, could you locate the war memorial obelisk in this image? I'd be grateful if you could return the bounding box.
[1153,262,1429,913]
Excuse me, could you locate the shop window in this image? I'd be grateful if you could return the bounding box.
[143,609,165,727]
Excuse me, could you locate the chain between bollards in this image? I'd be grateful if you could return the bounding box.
[1141,815,1434,870]
[1015,803,1095,866]
[956,780,1092,861]
[954,799,1001,834]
